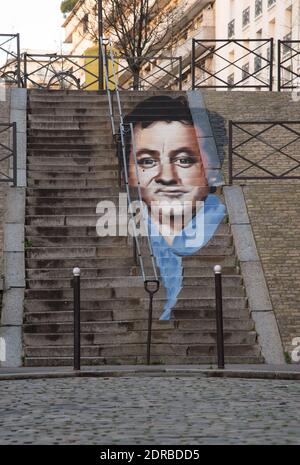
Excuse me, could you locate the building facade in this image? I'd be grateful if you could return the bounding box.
[62,0,300,90]
[214,0,300,90]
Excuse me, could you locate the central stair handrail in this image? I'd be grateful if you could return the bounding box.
[100,38,158,283]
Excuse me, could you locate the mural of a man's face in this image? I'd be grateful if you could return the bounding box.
[128,120,209,225]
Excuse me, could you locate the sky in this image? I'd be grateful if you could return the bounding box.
[0,0,67,52]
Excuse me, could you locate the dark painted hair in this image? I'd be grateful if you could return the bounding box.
[122,95,194,172]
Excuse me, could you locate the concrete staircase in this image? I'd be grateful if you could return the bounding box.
[23,90,263,366]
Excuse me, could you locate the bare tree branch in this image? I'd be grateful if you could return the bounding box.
[69,0,188,88]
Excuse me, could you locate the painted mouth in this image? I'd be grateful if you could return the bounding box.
[155,189,188,198]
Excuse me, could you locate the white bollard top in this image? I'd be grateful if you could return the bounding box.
[73,267,81,277]
[214,265,222,274]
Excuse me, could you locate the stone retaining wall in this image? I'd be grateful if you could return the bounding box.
[204,91,300,355]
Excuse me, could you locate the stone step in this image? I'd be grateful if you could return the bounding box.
[25,255,238,269]
[27,171,118,181]
[23,298,248,315]
[27,179,119,188]
[28,162,117,171]
[24,244,235,258]
[27,171,118,185]
[27,107,109,115]
[25,343,260,359]
[24,285,244,300]
[28,123,112,131]
[28,135,113,144]
[27,149,117,157]
[24,354,264,367]
[28,115,110,123]
[28,142,114,150]
[28,102,109,110]
[26,265,238,279]
[27,158,118,167]
[25,195,130,207]
[23,318,254,332]
[26,187,121,197]
[26,275,242,290]
[25,234,232,247]
[28,128,112,136]
[24,223,231,236]
[23,330,257,346]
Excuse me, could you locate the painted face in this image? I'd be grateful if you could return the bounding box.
[128,121,209,213]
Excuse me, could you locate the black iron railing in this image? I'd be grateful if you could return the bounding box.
[278,39,300,91]
[0,123,17,186]
[228,120,300,183]
[0,34,21,87]
[22,53,103,90]
[192,39,274,90]
[105,55,183,90]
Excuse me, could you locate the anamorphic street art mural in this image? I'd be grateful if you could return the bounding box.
[124,94,226,320]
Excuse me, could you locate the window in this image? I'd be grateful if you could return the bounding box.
[228,19,235,38]
[242,63,250,80]
[255,0,263,18]
[254,54,262,73]
[243,7,250,28]
[82,14,89,34]
[283,32,292,57]
[268,0,276,8]
[227,73,235,87]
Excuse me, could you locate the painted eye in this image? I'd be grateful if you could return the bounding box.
[174,156,196,168]
[137,158,157,168]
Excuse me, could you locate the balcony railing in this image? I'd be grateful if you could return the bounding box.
[192,39,274,90]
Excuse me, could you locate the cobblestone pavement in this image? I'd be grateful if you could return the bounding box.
[0,377,299,445]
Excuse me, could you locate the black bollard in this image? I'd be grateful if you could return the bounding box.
[214,265,225,369]
[73,267,81,371]
[144,280,160,365]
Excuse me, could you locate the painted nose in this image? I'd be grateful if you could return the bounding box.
[155,162,178,185]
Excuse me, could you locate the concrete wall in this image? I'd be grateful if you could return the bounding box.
[0,88,11,291]
[204,90,300,356]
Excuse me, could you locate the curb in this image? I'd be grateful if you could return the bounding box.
[0,368,300,382]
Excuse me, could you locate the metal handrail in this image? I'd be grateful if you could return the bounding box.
[101,38,158,282]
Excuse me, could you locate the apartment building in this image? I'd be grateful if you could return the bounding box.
[62,0,300,90]
[62,0,215,89]
[214,0,300,89]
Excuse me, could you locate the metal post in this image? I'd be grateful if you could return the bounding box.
[179,57,183,91]
[16,34,21,88]
[228,121,233,185]
[73,267,81,371]
[269,39,274,92]
[98,0,104,91]
[12,122,17,187]
[191,40,195,90]
[133,237,138,265]
[23,52,28,89]
[278,40,281,92]
[214,265,225,369]
[144,280,160,365]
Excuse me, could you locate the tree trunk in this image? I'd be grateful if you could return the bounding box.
[133,71,140,90]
